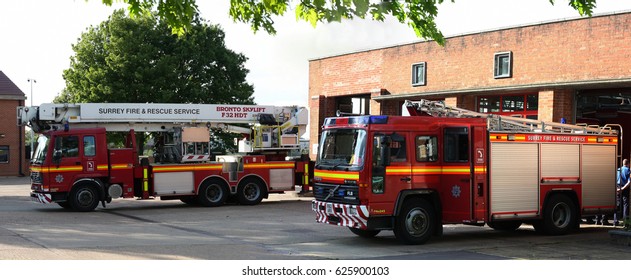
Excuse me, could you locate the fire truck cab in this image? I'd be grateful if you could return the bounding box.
[312,100,619,244]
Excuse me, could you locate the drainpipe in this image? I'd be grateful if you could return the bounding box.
[18,100,25,176]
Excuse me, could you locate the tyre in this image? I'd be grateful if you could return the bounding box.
[540,194,577,235]
[394,198,436,245]
[236,178,265,205]
[68,184,100,212]
[488,221,522,231]
[197,179,229,207]
[349,227,380,238]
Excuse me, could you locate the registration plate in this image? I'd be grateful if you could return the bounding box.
[326,203,333,215]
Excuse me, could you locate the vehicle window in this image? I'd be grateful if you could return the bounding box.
[57,136,79,158]
[416,136,438,162]
[84,136,96,157]
[389,133,407,162]
[444,127,469,162]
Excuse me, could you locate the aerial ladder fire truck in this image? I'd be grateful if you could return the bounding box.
[312,99,620,244]
[18,102,311,211]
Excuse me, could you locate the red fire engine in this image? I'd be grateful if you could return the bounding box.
[18,102,311,211]
[312,99,620,244]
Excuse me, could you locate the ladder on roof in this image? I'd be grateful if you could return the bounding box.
[403,99,619,135]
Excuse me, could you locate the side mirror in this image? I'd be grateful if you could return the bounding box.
[52,150,62,164]
[381,136,391,166]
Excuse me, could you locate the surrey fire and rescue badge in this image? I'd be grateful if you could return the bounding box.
[451,185,461,198]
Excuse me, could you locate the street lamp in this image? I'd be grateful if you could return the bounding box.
[27,78,36,158]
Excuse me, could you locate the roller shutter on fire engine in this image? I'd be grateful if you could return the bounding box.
[490,143,539,218]
[581,145,616,208]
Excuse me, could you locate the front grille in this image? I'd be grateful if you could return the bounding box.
[30,172,43,184]
[313,183,359,205]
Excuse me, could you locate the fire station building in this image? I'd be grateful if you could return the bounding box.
[308,11,631,159]
[0,71,27,176]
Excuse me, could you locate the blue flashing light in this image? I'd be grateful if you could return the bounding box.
[369,116,388,124]
[324,115,388,126]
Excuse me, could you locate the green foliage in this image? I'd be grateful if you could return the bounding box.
[107,0,598,46]
[100,0,198,35]
[59,9,254,105]
[60,9,254,152]
[549,0,597,16]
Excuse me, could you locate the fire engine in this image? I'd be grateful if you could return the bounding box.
[312,99,620,244]
[17,102,311,211]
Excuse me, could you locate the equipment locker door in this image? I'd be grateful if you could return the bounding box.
[471,124,488,222]
[441,126,473,222]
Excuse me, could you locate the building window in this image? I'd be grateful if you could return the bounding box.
[411,62,426,86]
[0,146,8,163]
[494,51,512,79]
[477,94,538,119]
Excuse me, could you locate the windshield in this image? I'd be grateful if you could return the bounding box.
[316,129,366,171]
[32,135,49,164]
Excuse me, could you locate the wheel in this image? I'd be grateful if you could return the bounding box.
[57,201,72,209]
[236,178,266,205]
[488,221,522,231]
[540,194,577,235]
[394,198,435,245]
[349,227,380,238]
[197,179,229,207]
[68,184,100,212]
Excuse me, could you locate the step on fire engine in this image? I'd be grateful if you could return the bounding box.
[312,99,621,244]
[17,102,311,211]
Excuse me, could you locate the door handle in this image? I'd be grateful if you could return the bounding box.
[400,177,411,182]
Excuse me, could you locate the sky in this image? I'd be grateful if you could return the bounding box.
[1,0,631,108]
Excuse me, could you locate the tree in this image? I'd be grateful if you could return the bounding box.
[102,0,598,45]
[59,9,253,153]
[59,9,254,104]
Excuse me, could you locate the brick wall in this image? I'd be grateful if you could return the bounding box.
[308,12,631,158]
[0,99,27,176]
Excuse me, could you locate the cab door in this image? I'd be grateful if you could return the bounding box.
[368,131,412,216]
[441,126,472,222]
[49,134,82,192]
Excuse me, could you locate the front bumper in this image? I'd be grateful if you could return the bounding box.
[312,200,370,229]
[31,192,53,204]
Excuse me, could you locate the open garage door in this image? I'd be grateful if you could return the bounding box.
[577,89,631,163]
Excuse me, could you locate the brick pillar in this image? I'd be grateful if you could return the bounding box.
[456,95,477,111]
[538,90,554,122]
[308,95,328,160]
[552,89,575,123]
[370,90,382,115]
[444,97,457,108]
[538,89,574,123]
